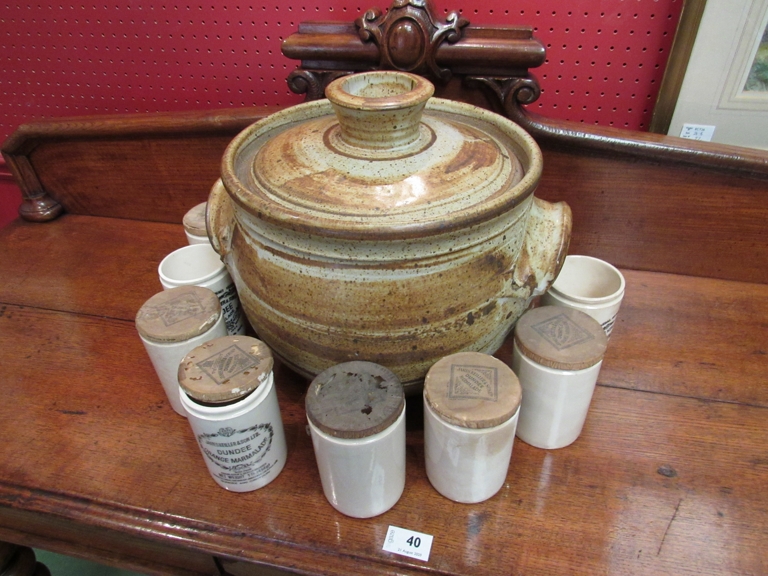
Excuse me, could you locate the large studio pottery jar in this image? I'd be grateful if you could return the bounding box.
[208,71,571,391]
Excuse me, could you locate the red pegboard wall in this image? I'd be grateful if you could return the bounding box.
[0,0,683,224]
[1,0,682,143]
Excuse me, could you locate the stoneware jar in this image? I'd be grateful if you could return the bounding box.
[178,336,287,492]
[135,285,228,416]
[512,305,608,450]
[209,70,571,391]
[423,352,522,504]
[540,254,626,337]
[158,243,247,336]
[305,361,406,518]
[182,201,209,245]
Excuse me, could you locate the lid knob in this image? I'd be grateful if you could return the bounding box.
[325,71,435,153]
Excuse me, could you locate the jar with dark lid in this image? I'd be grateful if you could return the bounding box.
[512,305,608,449]
[423,351,522,503]
[178,336,287,492]
[182,201,209,245]
[305,361,405,518]
[136,285,227,416]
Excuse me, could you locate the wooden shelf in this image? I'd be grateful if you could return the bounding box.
[0,214,765,575]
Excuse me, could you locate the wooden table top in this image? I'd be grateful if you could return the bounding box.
[0,214,766,576]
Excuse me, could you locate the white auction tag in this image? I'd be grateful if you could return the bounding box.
[382,525,433,562]
[679,123,715,141]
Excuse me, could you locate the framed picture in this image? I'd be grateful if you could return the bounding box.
[663,0,768,149]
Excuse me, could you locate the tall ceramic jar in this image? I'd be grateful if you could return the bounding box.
[182,202,209,245]
[422,352,522,503]
[135,285,228,416]
[512,305,608,449]
[178,336,287,492]
[305,361,406,518]
[209,71,571,391]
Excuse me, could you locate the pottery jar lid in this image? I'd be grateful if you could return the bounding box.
[514,305,608,371]
[182,202,208,237]
[221,70,542,240]
[135,286,221,344]
[305,361,405,439]
[424,352,522,429]
[178,336,274,403]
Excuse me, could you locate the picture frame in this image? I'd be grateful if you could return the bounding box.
[649,0,707,134]
[659,0,768,149]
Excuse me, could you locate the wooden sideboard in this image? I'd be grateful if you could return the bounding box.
[1,2,767,574]
[0,214,766,576]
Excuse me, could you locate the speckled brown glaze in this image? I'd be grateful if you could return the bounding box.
[210,71,571,392]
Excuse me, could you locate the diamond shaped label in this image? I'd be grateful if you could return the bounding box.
[532,313,594,350]
[141,292,206,327]
[196,345,259,385]
[161,293,206,326]
[448,364,498,401]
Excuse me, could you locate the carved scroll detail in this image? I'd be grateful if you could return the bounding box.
[287,69,354,101]
[466,76,542,119]
[356,0,469,80]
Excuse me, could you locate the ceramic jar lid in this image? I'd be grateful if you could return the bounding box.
[305,361,405,439]
[424,352,522,429]
[514,305,608,371]
[135,286,221,344]
[178,336,274,403]
[182,202,208,237]
[222,70,542,239]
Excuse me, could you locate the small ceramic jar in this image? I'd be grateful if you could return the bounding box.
[512,305,608,450]
[423,352,522,504]
[305,361,406,518]
[178,336,287,492]
[135,286,227,416]
[183,202,209,245]
[158,243,247,336]
[540,255,625,337]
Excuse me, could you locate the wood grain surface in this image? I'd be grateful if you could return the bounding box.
[0,215,766,575]
[0,216,186,319]
[1,107,276,224]
[534,147,768,284]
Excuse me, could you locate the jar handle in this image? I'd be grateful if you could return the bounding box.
[206,178,235,257]
[508,198,572,298]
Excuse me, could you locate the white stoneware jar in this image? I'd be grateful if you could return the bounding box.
[540,255,625,337]
[182,201,210,245]
[178,336,287,492]
[135,285,227,416]
[423,352,522,504]
[158,243,247,336]
[305,361,406,518]
[209,70,571,392]
[512,305,608,449]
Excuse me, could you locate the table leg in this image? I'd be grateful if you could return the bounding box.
[0,541,50,576]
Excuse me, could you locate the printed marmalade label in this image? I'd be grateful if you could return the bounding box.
[197,423,276,485]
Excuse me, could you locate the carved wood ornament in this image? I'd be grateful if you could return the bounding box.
[356,0,469,80]
[283,0,546,107]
